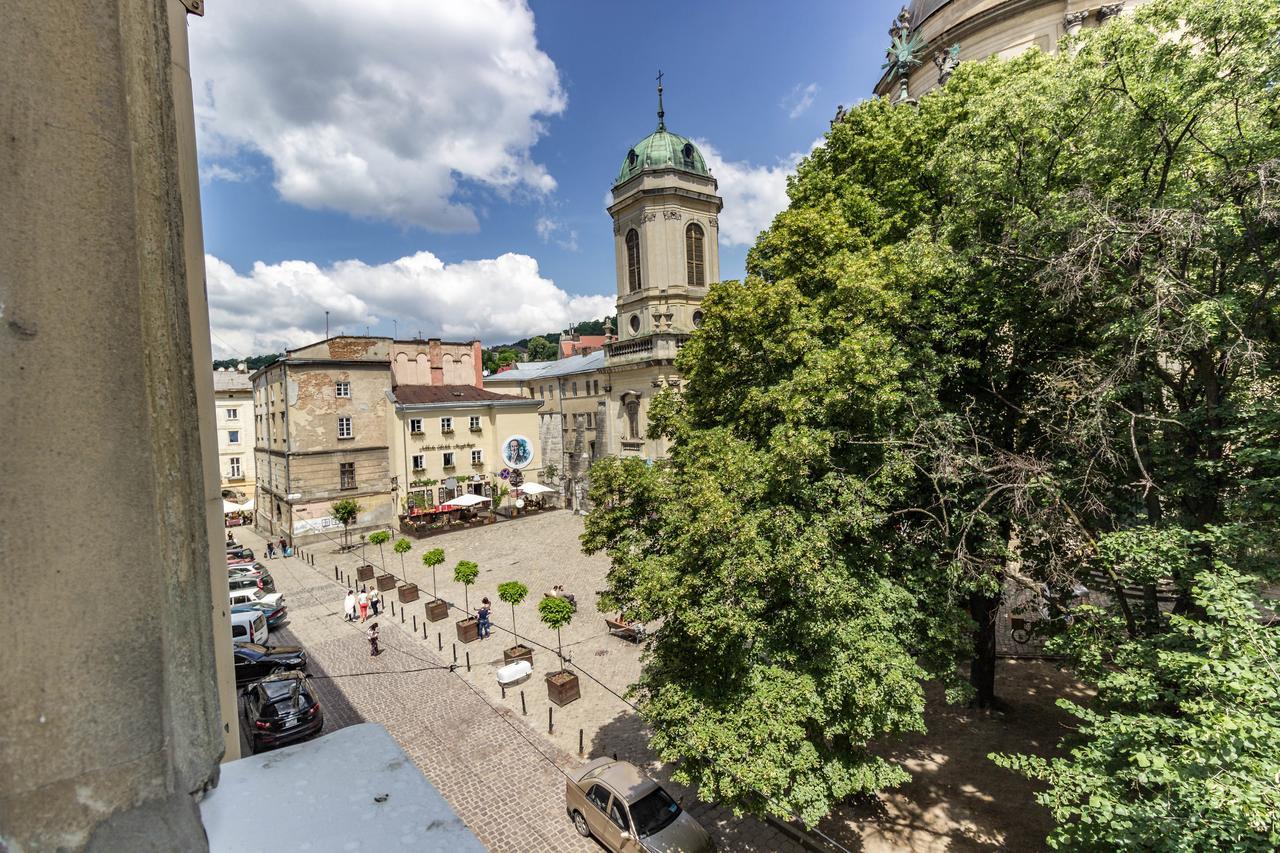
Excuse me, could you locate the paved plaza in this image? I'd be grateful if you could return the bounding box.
[238,516,801,851]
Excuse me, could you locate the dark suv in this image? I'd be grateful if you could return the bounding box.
[228,570,276,595]
[243,671,323,751]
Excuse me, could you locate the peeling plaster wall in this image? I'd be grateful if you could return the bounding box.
[390,339,482,387]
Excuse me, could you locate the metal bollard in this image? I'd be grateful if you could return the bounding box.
[400,608,405,624]
[501,683,507,699]
[465,651,470,672]
[390,600,395,617]
[413,615,417,632]
[334,566,339,581]
[521,690,527,715]
[579,729,584,756]
[548,707,553,735]
[452,643,457,664]
[437,632,442,651]
[422,622,427,640]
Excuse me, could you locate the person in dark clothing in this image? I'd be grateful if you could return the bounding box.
[477,597,492,639]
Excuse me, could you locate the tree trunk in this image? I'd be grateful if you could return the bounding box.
[968,589,1001,708]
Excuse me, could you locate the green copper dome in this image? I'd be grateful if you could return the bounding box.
[615,129,710,186]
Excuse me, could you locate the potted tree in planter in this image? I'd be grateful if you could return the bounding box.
[393,537,411,575]
[369,530,396,591]
[538,596,579,706]
[422,548,448,621]
[329,498,361,550]
[498,581,532,665]
[454,560,479,642]
[355,533,375,582]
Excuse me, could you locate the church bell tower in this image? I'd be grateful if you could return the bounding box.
[607,74,723,343]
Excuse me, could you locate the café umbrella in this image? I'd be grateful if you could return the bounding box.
[441,493,491,509]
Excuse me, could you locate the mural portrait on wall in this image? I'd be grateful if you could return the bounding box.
[501,434,533,469]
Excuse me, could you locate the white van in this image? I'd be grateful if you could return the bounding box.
[230,610,269,645]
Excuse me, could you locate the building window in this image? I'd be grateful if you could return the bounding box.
[409,418,423,434]
[337,416,352,439]
[229,457,241,478]
[469,415,481,431]
[686,222,706,287]
[572,381,578,396]
[228,430,240,445]
[227,407,239,420]
[693,309,704,328]
[442,452,455,468]
[440,417,453,434]
[339,462,355,490]
[629,314,640,334]
[335,381,351,398]
[471,449,483,466]
[626,229,642,292]
[412,454,425,471]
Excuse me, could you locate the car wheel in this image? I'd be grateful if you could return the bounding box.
[571,810,591,838]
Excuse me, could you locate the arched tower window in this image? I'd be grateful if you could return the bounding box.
[685,222,706,287]
[626,229,642,292]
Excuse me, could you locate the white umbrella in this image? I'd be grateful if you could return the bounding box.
[223,498,255,513]
[519,483,554,495]
[442,493,491,508]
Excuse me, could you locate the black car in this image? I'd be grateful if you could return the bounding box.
[243,671,323,751]
[233,642,307,686]
[226,545,254,562]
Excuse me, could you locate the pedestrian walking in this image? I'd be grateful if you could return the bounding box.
[358,586,370,622]
[343,589,356,622]
[367,623,380,657]
[265,541,274,559]
[477,597,492,640]
[278,537,287,557]
[369,586,381,616]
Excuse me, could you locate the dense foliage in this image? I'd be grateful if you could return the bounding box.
[213,353,280,371]
[583,0,1279,839]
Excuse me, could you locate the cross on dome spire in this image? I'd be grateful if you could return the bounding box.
[656,69,665,131]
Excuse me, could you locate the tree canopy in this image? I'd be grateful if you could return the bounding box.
[583,0,1280,838]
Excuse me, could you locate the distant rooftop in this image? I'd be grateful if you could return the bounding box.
[212,368,252,393]
[391,384,534,405]
[484,350,605,383]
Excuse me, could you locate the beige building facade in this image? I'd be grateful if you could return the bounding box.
[873,0,1146,103]
[253,336,547,543]
[214,365,255,501]
[387,385,545,512]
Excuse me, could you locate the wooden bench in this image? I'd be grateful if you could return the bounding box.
[606,618,645,643]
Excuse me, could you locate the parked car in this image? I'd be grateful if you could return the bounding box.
[228,571,276,595]
[242,670,323,751]
[230,609,269,645]
[229,587,285,609]
[232,600,287,628]
[226,545,254,562]
[566,758,713,852]
[232,642,307,686]
[228,561,268,577]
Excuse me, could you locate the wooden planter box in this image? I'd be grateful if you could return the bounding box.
[546,670,580,706]
[426,599,449,622]
[356,565,375,582]
[375,574,398,592]
[397,583,419,603]
[503,644,533,666]
[456,617,479,643]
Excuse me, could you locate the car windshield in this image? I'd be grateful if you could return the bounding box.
[237,643,268,655]
[629,787,680,837]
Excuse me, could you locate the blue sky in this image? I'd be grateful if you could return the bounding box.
[191,0,903,358]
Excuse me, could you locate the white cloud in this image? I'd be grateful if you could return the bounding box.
[534,216,579,251]
[782,82,819,119]
[697,140,806,247]
[189,0,566,231]
[199,163,250,185]
[205,252,613,358]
